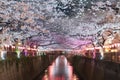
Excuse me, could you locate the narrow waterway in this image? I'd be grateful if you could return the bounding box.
[42,55,79,80]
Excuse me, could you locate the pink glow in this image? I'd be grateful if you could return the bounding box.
[54,34,92,49]
[42,56,79,80]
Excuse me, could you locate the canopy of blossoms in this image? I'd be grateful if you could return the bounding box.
[0,0,120,50]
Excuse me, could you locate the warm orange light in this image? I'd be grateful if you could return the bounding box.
[27,48,31,50]
[18,42,21,45]
[111,49,118,52]
[105,48,109,52]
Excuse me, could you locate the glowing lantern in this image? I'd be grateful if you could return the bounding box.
[105,48,109,53]
[15,48,20,58]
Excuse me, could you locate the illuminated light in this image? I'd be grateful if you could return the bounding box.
[95,47,101,49]
[33,45,36,48]
[18,42,21,45]
[103,46,105,48]
[4,45,7,47]
[12,46,15,48]
[111,50,114,52]
[111,44,114,48]
[86,48,89,50]
[109,45,111,48]
[114,49,118,52]
[19,46,25,50]
[30,48,37,51]
[105,48,109,53]
[118,43,120,47]
[5,45,9,48]
[115,44,117,47]
[104,46,107,48]
[111,49,118,52]
[7,45,9,47]
[15,48,21,58]
[1,51,7,60]
[109,46,111,48]
[99,48,104,60]
[86,47,94,50]
[27,48,31,50]
[117,43,119,47]
[38,49,40,52]
[86,47,101,50]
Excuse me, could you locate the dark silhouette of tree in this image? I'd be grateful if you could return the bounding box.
[55,0,81,17]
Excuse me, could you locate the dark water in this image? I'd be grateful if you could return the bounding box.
[42,55,79,80]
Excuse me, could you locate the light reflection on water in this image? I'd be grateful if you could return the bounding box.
[42,55,79,80]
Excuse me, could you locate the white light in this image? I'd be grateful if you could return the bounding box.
[1,51,7,60]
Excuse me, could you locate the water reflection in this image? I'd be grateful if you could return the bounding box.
[42,55,79,80]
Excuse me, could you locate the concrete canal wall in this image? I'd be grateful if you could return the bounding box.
[0,55,57,80]
[69,56,120,80]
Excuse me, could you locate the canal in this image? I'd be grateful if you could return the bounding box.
[38,55,80,80]
[0,54,119,80]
